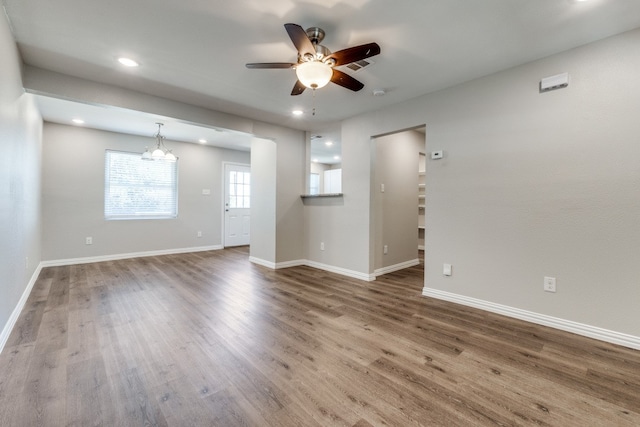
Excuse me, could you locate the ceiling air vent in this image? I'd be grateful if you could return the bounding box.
[344,59,375,73]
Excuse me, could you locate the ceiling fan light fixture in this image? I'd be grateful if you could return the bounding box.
[296,61,332,89]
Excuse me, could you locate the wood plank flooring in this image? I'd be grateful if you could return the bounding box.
[1,247,639,426]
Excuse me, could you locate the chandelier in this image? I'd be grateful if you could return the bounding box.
[141,123,176,161]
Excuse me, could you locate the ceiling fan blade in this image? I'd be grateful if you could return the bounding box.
[246,62,296,69]
[327,42,380,66]
[331,69,364,92]
[291,80,306,96]
[285,23,316,57]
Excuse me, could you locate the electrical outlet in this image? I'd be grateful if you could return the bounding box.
[197,231,202,238]
[381,183,385,193]
[383,245,388,254]
[85,237,93,245]
[544,276,556,293]
[320,242,325,251]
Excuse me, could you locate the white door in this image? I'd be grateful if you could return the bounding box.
[224,164,251,247]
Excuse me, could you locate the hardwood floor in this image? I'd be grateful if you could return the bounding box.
[1,247,639,426]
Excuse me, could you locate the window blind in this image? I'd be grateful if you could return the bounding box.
[105,150,178,220]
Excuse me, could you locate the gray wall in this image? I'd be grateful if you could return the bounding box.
[373,130,423,271]
[306,28,640,337]
[253,122,305,265]
[42,123,249,261]
[249,138,277,265]
[0,13,42,344]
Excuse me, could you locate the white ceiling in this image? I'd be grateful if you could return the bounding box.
[5,0,640,143]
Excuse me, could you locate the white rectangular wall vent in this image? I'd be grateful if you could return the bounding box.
[540,72,569,93]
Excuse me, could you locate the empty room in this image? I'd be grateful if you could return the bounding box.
[1,1,639,425]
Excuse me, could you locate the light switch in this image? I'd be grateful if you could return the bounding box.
[202,189,211,195]
[443,263,452,276]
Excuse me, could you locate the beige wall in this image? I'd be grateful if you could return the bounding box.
[42,123,250,261]
[0,14,43,347]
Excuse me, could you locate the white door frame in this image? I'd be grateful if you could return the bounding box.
[222,161,251,247]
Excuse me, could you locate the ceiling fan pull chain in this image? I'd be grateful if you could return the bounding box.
[312,89,316,116]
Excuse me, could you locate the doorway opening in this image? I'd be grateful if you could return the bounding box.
[371,126,426,278]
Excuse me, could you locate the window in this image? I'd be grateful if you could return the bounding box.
[309,173,320,195]
[105,150,178,219]
[228,170,250,208]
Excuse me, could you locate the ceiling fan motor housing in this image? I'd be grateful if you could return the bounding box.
[305,27,325,44]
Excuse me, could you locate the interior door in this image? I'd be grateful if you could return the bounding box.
[224,163,251,247]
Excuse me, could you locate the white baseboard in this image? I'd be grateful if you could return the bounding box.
[374,259,420,277]
[303,260,376,281]
[275,259,306,269]
[250,257,309,269]
[41,245,223,267]
[249,257,276,269]
[250,257,376,281]
[422,287,640,351]
[0,263,43,354]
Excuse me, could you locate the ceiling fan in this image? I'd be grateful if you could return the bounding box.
[246,23,381,96]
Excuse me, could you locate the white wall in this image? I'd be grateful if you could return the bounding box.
[0,13,43,349]
[307,28,640,339]
[373,130,423,271]
[41,123,249,261]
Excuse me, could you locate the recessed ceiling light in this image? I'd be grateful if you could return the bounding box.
[118,57,139,67]
[292,110,303,116]
[71,118,84,124]
[198,139,207,144]
[312,158,319,163]
[325,141,333,146]
[334,155,340,160]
